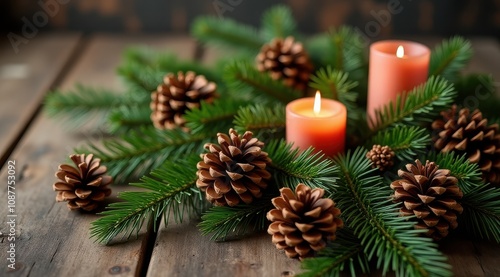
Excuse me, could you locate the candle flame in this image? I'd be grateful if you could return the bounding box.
[314,91,321,115]
[396,45,404,58]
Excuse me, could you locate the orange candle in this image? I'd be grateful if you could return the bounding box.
[286,92,347,157]
[367,40,430,125]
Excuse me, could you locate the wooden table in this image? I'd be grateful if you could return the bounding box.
[0,34,499,277]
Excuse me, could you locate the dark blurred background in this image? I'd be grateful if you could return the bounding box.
[1,0,499,38]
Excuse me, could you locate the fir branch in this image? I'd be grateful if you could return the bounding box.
[305,33,331,69]
[454,73,500,118]
[459,184,500,243]
[261,5,298,41]
[90,156,203,244]
[299,228,369,277]
[334,148,452,277]
[370,76,457,133]
[233,103,286,139]
[198,194,276,241]
[224,60,302,103]
[429,37,472,81]
[265,140,338,193]
[191,16,265,53]
[184,98,245,135]
[77,127,210,183]
[367,126,430,161]
[328,26,366,75]
[107,105,153,134]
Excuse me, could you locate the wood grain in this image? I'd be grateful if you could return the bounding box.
[0,34,81,166]
[0,35,196,277]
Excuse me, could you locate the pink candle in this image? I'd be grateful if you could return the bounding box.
[367,40,430,126]
[286,92,347,157]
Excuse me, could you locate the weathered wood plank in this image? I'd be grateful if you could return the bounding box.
[0,35,196,277]
[0,33,81,166]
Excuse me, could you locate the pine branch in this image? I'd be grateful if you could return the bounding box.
[261,5,298,41]
[184,98,245,135]
[334,148,452,277]
[305,33,331,69]
[233,103,286,140]
[454,73,500,118]
[77,127,210,183]
[429,37,472,81]
[459,184,500,243]
[370,76,457,133]
[198,194,276,241]
[367,126,430,161]
[90,156,204,244]
[224,60,302,103]
[191,16,265,53]
[107,105,153,134]
[328,26,367,75]
[265,140,338,193]
[299,228,369,277]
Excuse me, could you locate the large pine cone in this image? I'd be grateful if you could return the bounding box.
[196,129,272,206]
[150,71,217,130]
[267,183,343,260]
[256,36,313,93]
[390,160,463,240]
[53,154,112,212]
[432,105,500,186]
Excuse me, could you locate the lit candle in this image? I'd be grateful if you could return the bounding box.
[367,40,430,126]
[286,91,347,157]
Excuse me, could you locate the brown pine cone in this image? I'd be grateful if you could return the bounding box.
[150,71,217,130]
[196,129,272,206]
[256,36,313,93]
[53,154,112,212]
[432,105,500,186]
[267,183,343,260]
[390,160,463,240]
[366,145,395,171]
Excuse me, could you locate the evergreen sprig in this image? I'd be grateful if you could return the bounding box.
[107,105,152,134]
[333,148,452,277]
[328,26,366,75]
[90,155,203,244]
[368,126,430,161]
[77,127,210,183]
[261,5,298,41]
[184,98,246,135]
[429,36,472,81]
[369,76,456,133]
[265,140,338,193]
[454,73,500,118]
[233,103,286,139]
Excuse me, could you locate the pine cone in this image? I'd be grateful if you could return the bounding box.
[53,154,112,212]
[366,145,395,171]
[267,184,343,260]
[256,36,313,93]
[432,105,500,186]
[150,71,217,130]
[196,129,272,206]
[390,160,463,240]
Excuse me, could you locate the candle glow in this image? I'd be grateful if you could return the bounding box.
[313,91,321,116]
[396,45,404,58]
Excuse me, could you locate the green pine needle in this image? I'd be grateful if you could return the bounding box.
[107,104,152,134]
[77,127,210,183]
[90,155,203,244]
[184,98,246,135]
[429,37,472,81]
[328,26,367,75]
[224,60,302,103]
[369,76,456,133]
[233,103,286,139]
[334,148,452,277]
[261,5,298,41]
[454,73,500,119]
[265,140,338,193]
[191,16,265,53]
[367,126,431,161]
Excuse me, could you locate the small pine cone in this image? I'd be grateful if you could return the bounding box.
[366,145,395,171]
[196,129,272,206]
[432,105,500,186]
[267,184,343,260]
[390,160,463,240]
[150,71,217,130]
[256,36,313,93]
[53,154,112,212]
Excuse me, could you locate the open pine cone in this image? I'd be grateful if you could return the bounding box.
[196,129,272,206]
[150,71,217,130]
[432,105,500,186]
[390,160,463,240]
[267,183,343,260]
[366,145,395,171]
[256,36,313,93]
[53,154,112,212]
